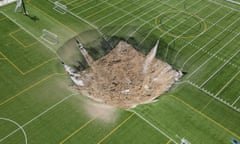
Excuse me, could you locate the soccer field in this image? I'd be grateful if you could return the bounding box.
[0,0,239,144]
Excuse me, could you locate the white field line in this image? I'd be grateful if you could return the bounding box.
[176,10,234,67]
[215,71,240,97]
[209,0,240,12]
[180,38,240,70]
[139,0,203,45]
[76,1,106,15]
[99,0,155,31]
[227,0,240,5]
[65,7,110,45]
[93,0,140,24]
[47,0,113,48]
[100,0,166,26]
[84,0,125,19]
[0,118,28,144]
[168,4,220,62]
[200,98,215,112]
[232,96,240,106]
[0,11,65,61]
[126,0,185,41]
[187,81,240,112]
[163,0,240,33]
[0,93,78,143]
[129,110,178,144]
[200,45,240,87]
[110,0,173,38]
[186,18,240,79]
[66,0,78,6]
[69,0,92,11]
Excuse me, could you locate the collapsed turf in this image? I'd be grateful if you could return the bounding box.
[65,41,182,109]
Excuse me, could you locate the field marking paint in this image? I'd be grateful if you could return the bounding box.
[0,11,65,63]
[64,0,78,7]
[129,110,178,144]
[68,0,91,11]
[166,4,217,61]
[139,0,203,45]
[226,0,240,5]
[126,0,183,41]
[50,1,112,48]
[0,118,28,144]
[84,0,125,19]
[93,0,139,24]
[186,20,240,79]
[169,5,233,64]
[180,37,240,70]
[0,93,78,143]
[27,1,77,35]
[209,0,240,12]
[200,98,215,112]
[111,0,173,38]
[166,139,172,144]
[232,96,240,106]
[140,1,204,44]
[215,71,240,97]
[100,0,160,26]
[9,29,38,48]
[0,12,59,57]
[59,118,96,144]
[171,95,240,139]
[76,1,105,15]
[97,113,135,144]
[199,46,240,87]
[170,6,222,63]
[0,73,65,106]
[187,80,240,112]
[156,10,208,39]
[199,47,240,87]
[99,0,155,31]
[0,51,58,75]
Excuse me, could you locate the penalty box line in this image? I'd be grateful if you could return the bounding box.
[0,51,58,75]
[9,29,38,48]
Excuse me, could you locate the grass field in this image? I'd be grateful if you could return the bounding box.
[0,0,239,143]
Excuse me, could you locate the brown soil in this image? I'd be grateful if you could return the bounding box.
[75,41,181,109]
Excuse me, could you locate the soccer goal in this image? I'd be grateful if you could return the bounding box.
[40,29,58,45]
[14,0,22,13]
[53,1,67,14]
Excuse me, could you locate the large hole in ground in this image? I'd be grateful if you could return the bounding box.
[58,30,184,109]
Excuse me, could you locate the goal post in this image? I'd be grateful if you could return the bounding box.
[40,29,58,45]
[53,1,67,14]
[15,0,22,13]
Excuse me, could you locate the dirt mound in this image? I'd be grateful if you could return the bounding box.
[73,41,182,109]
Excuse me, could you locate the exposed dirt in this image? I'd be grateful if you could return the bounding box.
[74,41,182,109]
[84,100,118,123]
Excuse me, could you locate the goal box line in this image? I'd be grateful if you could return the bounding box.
[40,29,58,45]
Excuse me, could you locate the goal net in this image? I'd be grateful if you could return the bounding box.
[15,0,22,13]
[53,1,67,14]
[40,29,58,45]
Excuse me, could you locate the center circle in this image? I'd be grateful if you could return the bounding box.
[0,118,27,144]
[155,10,207,38]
